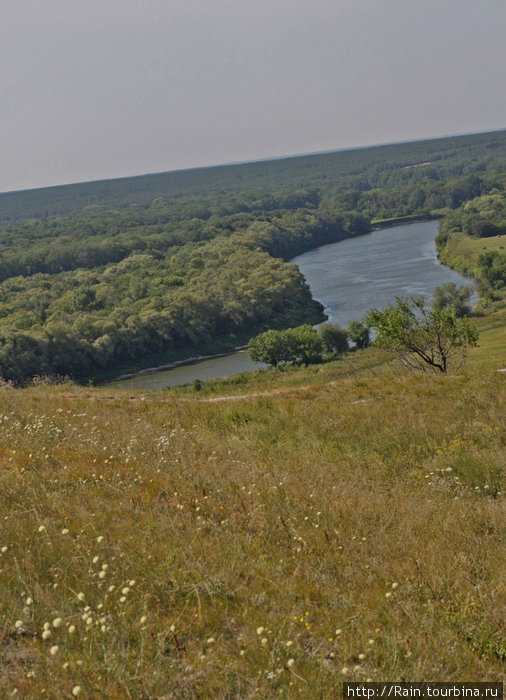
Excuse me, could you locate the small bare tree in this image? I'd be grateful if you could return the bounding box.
[366,297,479,373]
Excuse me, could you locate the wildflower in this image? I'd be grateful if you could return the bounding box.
[14,620,23,629]
[285,640,293,647]
[207,637,215,644]
[256,626,264,635]
[335,629,342,635]
[61,529,69,535]
[368,638,375,645]
[42,630,51,640]
[119,596,126,603]
[129,580,136,586]
[49,645,59,655]
[108,585,115,592]
[38,525,46,533]
[26,597,33,606]
[385,592,392,598]
[121,587,130,595]
[52,618,62,628]
[140,616,147,624]
[391,582,399,589]
[77,593,85,601]
[287,658,295,667]
[72,687,82,697]
[341,666,349,675]
[98,571,106,579]
[68,626,76,635]
[96,536,104,543]
[261,638,268,645]
[92,556,99,564]
[358,653,366,660]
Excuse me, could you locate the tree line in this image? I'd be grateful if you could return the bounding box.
[248,289,479,375]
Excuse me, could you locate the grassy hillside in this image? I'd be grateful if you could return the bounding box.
[0,310,504,697]
[440,232,505,276]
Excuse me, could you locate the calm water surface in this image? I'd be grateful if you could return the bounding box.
[291,220,475,325]
[114,221,474,390]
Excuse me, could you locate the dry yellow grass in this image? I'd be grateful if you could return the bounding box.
[0,353,504,697]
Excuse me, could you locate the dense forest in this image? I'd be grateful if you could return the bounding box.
[1,130,506,383]
[1,130,506,225]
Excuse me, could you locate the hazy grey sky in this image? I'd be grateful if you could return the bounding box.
[1,0,505,192]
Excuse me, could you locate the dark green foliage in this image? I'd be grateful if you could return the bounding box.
[366,297,479,373]
[478,251,506,293]
[347,320,371,348]
[1,130,506,224]
[248,325,323,367]
[438,192,506,245]
[317,323,349,354]
[431,283,473,317]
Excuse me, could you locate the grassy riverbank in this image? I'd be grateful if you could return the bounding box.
[370,212,442,228]
[439,231,505,276]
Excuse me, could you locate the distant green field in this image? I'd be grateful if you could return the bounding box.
[448,232,505,259]
[440,232,506,278]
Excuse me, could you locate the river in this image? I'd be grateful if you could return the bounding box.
[113,220,475,390]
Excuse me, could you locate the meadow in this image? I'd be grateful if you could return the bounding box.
[440,232,505,277]
[0,305,504,698]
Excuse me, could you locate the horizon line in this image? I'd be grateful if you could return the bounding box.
[1,126,505,198]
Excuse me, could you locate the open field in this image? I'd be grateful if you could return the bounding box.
[439,232,506,277]
[0,310,504,697]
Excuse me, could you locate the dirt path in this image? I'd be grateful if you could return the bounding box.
[57,383,333,404]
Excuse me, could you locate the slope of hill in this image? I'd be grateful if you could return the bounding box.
[0,310,504,696]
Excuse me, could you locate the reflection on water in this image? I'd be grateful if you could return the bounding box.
[114,221,475,390]
[291,220,476,326]
[112,349,263,390]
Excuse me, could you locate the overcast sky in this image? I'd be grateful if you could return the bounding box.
[1,0,505,193]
